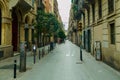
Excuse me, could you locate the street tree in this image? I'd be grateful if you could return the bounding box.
[36,10,61,47]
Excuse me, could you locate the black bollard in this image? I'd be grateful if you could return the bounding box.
[42,49,45,57]
[39,50,41,60]
[14,60,17,79]
[33,50,36,64]
[80,48,83,61]
[48,47,49,53]
[48,46,50,53]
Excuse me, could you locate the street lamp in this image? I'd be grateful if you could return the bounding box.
[19,41,26,72]
[19,23,29,72]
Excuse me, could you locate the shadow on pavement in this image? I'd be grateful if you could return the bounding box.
[0,64,19,69]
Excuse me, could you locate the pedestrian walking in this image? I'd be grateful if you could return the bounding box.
[50,41,53,51]
[32,42,37,64]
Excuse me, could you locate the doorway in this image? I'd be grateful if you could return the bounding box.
[12,8,18,51]
[0,9,1,45]
[83,31,86,49]
[87,29,91,52]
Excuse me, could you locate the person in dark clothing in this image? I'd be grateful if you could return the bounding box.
[50,41,53,51]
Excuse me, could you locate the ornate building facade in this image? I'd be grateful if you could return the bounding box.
[0,0,37,59]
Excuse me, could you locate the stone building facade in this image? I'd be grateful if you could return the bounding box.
[0,0,37,59]
[81,0,120,71]
[68,0,83,45]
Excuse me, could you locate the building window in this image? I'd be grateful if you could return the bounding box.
[0,9,1,45]
[108,0,114,14]
[83,14,85,27]
[32,0,34,6]
[38,0,42,7]
[110,23,115,44]
[92,4,95,22]
[87,9,90,25]
[98,0,102,19]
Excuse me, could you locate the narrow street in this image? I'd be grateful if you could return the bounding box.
[1,0,120,80]
[16,40,120,80]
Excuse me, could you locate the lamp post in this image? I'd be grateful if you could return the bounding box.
[19,42,26,72]
[33,43,36,64]
[24,23,29,50]
[78,22,83,61]
[19,23,29,72]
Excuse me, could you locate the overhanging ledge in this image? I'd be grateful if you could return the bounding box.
[9,0,33,14]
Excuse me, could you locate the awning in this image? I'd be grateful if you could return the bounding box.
[9,0,33,14]
[17,0,33,14]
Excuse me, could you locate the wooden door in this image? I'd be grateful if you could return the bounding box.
[12,9,18,51]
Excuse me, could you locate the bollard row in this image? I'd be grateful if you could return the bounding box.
[14,60,17,79]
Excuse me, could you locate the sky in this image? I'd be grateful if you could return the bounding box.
[57,0,71,30]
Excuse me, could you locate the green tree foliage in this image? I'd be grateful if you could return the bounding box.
[57,29,66,39]
[72,3,81,20]
[36,9,66,46]
[36,10,48,34]
[47,15,60,34]
[36,10,60,35]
